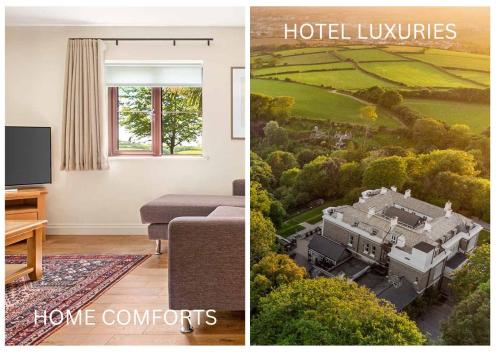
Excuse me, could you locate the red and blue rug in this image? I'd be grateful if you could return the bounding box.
[5,254,150,345]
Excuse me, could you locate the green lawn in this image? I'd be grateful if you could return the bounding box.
[253,62,354,76]
[336,48,404,62]
[403,98,490,134]
[274,46,336,57]
[271,69,398,90]
[402,48,490,71]
[446,69,490,86]
[277,51,339,65]
[251,79,400,128]
[359,61,483,88]
[278,199,342,237]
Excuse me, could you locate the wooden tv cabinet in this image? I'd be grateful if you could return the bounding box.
[5,187,47,240]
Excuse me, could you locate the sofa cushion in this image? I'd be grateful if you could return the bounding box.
[147,223,169,240]
[140,194,244,224]
[208,206,245,218]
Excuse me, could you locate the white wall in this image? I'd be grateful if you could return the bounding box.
[5,26,245,235]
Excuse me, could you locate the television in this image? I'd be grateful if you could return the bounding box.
[5,126,52,187]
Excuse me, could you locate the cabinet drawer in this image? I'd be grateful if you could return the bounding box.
[6,212,38,220]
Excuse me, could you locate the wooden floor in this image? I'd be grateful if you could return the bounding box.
[6,235,245,345]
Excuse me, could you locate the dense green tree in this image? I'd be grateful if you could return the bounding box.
[412,118,447,150]
[452,244,490,301]
[420,149,477,178]
[432,172,490,220]
[378,90,403,108]
[251,278,426,345]
[441,281,490,345]
[447,124,471,150]
[250,210,276,265]
[266,151,299,180]
[296,148,317,167]
[339,161,363,194]
[362,156,407,190]
[269,200,286,228]
[294,156,343,203]
[250,253,306,313]
[280,167,300,188]
[263,121,289,147]
[250,94,294,123]
[250,181,272,216]
[250,152,276,189]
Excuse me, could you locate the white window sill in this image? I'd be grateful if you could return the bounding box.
[108,155,209,161]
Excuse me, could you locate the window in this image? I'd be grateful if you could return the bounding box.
[370,245,376,257]
[390,233,399,244]
[348,234,354,247]
[106,62,203,156]
[363,243,370,254]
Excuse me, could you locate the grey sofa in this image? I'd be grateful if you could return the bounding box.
[139,179,245,332]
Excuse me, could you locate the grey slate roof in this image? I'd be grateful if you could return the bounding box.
[446,252,468,269]
[377,278,418,311]
[414,241,435,253]
[326,188,480,252]
[356,271,418,311]
[383,206,424,228]
[308,235,350,262]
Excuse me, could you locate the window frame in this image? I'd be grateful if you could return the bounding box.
[108,86,163,157]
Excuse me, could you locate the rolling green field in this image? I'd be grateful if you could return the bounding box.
[277,51,339,65]
[271,69,398,90]
[251,54,274,65]
[360,61,483,88]
[446,69,490,86]
[274,47,336,57]
[336,48,404,62]
[251,79,400,128]
[382,45,425,53]
[403,98,490,133]
[402,48,490,71]
[253,62,354,76]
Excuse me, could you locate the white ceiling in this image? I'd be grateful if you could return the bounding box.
[5,7,245,27]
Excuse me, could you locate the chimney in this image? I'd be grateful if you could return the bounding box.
[367,207,375,218]
[380,187,388,194]
[359,197,366,204]
[424,220,432,232]
[390,186,397,192]
[404,189,411,199]
[390,216,398,229]
[444,201,452,211]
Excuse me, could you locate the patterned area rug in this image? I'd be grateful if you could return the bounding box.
[5,254,150,345]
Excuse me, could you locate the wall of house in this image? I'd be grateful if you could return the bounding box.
[5,26,245,234]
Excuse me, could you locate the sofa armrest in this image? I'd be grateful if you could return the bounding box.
[168,217,244,311]
[232,179,245,196]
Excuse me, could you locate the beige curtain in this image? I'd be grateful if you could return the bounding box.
[61,39,108,170]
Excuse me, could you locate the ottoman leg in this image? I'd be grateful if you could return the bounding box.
[155,240,162,255]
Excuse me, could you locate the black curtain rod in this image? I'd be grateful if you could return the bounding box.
[69,38,214,46]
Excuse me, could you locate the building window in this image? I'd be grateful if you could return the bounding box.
[363,243,370,254]
[390,233,398,244]
[370,245,376,257]
[106,62,203,156]
[348,234,354,246]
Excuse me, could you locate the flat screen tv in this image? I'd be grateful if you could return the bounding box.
[5,126,52,187]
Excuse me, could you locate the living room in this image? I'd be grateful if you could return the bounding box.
[4,6,245,346]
